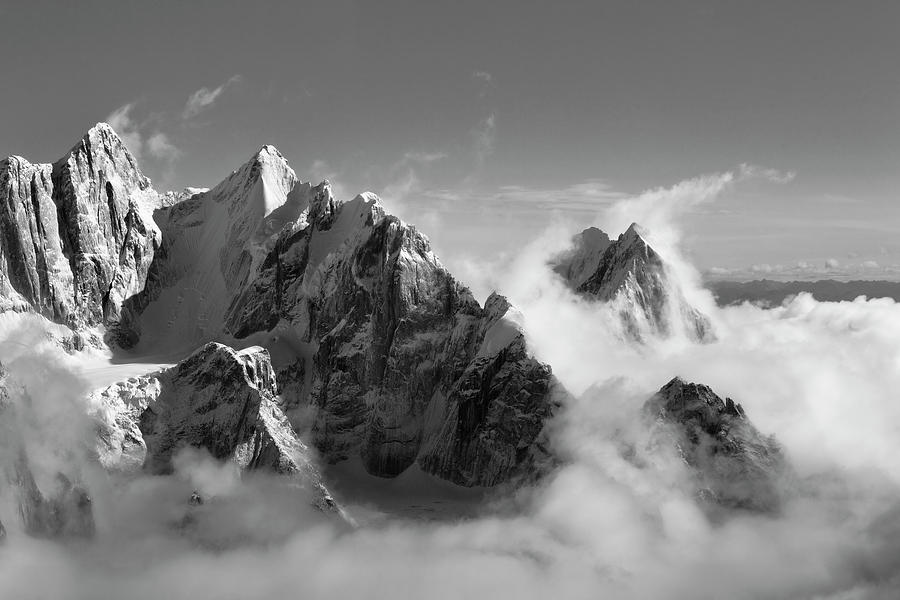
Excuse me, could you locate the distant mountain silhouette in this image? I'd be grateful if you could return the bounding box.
[708,279,900,306]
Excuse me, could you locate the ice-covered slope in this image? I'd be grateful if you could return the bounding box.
[0,124,161,345]
[553,223,712,341]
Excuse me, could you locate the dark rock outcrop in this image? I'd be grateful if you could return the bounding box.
[644,377,789,512]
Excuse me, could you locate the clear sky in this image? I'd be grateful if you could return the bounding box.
[1,1,898,278]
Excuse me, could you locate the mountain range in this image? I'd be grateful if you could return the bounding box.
[708,278,900,306]
[0,123,787,537]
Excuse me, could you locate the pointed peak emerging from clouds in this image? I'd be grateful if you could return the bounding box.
[551,222,712,341]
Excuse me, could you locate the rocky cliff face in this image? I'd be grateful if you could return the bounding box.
[220,184,556,486]
[552,224,712,341]
[644,377,789,513]
[91,342,336,511]
[0,124,161,343]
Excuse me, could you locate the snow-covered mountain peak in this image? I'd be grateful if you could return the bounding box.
[215,145,297,210]
[1,155,33,169]
[255,144,285,160]
[89,121,118,136]
[61,122,150,189]
[620,222,645,244]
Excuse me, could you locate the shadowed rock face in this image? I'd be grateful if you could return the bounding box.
[0,367,95,539]
[0,124,161,342]
[92,343,337,511]
[644,377,789,513]
[552,224,712,341]
[417,296,556,486]
[217,181,558,486]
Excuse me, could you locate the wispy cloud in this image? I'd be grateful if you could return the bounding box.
[472,70,495,98]
[104,102,180,184]
[472,112,496,167]
[106,103,180,161]
[738,163,797,184]
[470,180,623,213]
[182,75,242,119]
[105,103,145,160]
[473,70,493,84]
[401,151,447,165]
[146,132,180,159]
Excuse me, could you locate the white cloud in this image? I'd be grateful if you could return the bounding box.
[106,102,182,185]
[738,163,797,184]
[473,71,494,98]
[401,151,447,164]
[826,258,840,269]
[472,112,496,167]
[105,103,145,160]
[146,131,180,159]
[182,75,242,119]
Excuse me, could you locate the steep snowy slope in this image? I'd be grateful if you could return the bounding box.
[553,224,712,341]
[125,146,298,350]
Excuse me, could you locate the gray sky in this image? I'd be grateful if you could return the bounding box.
[1,0,898,277]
